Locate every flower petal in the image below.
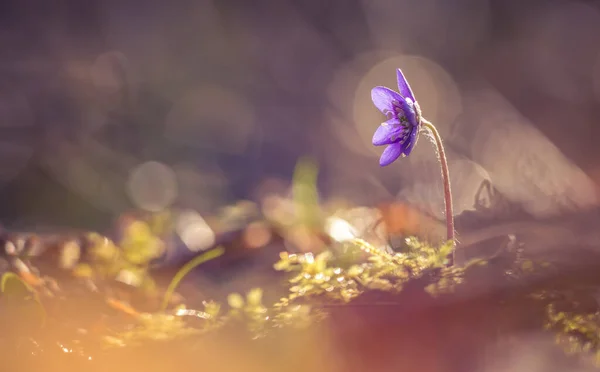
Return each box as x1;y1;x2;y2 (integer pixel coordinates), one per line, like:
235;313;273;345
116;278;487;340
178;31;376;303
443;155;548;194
379;143;404;166
372;120;403;146
396;68;416;101
402;126;420;156
371;87;404;115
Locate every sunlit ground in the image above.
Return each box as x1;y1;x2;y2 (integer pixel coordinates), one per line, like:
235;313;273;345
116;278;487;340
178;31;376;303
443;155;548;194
2;173;600;371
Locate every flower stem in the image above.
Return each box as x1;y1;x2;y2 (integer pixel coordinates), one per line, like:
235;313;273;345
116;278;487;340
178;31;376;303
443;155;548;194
421;119;455;264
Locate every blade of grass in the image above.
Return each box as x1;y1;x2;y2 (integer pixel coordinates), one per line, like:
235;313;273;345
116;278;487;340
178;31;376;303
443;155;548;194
161;246;225;311
292;156;321;229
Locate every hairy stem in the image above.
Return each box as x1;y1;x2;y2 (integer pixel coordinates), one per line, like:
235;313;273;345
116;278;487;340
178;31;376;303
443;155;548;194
421;119;455;264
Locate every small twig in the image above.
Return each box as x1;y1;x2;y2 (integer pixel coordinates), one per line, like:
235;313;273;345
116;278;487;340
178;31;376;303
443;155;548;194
313;302;402;308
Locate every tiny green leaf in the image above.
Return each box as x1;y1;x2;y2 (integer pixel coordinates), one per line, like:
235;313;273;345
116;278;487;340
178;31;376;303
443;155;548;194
1;272;35;297
246;288;263;307
227;293;245;309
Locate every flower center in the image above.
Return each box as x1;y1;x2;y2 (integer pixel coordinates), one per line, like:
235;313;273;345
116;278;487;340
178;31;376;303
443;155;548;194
389;126;410;143
393;106;409;125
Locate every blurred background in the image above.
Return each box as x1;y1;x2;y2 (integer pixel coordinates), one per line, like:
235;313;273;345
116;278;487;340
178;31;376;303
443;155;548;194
0;0;599;232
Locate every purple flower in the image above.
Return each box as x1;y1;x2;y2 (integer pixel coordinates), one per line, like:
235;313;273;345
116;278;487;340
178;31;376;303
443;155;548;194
371;68;423;166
